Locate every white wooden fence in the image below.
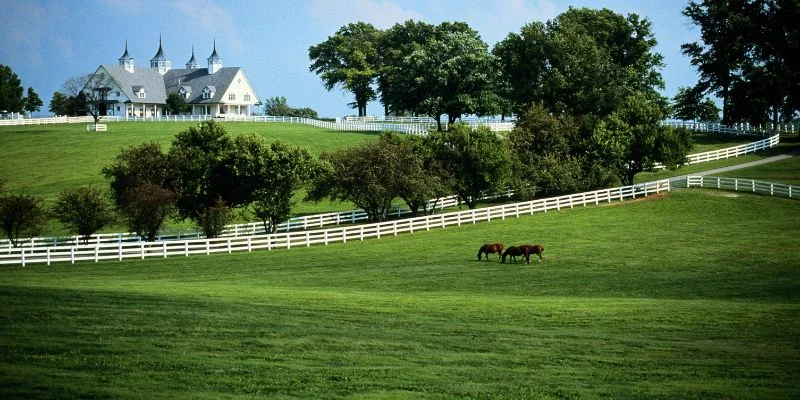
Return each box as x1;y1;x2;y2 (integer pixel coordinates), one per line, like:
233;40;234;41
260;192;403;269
0;180;671;266
662;121;795;135
652;134;780;170
683;176;798;198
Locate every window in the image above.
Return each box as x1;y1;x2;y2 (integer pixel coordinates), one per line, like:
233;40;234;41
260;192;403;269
244;94;251;102
137;89;146;99
228;93;236;101
203;91;211;99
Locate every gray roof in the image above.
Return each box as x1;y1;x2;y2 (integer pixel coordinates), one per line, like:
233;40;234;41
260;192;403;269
101;65;168;104
164;67;247;104
151;41;167;62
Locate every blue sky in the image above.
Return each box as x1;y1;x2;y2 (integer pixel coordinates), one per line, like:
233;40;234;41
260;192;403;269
0;0;701;118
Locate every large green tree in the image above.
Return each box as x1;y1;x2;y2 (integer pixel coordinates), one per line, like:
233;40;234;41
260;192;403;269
309;22;381;117
307;133;408;222
168;120;234;234
682;0;755;124
0;64;25;114
378;21;495;130
53;186;116;243
49;92;70;116
672;86;721;122
23;87;42;115
165;92;189;115
425;124;512;209
0;194;49;247
102;142;176;241
495;8;665;118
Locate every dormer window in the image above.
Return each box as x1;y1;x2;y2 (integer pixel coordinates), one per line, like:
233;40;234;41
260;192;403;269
202;85;215;100
133;86;146;99
178;86;191;100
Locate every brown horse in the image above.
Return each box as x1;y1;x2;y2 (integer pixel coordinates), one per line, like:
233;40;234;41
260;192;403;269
519;244;544;263
501;246;528;264
477;243;504;261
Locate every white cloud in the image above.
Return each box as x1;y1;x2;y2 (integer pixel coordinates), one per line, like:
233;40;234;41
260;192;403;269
309;0;423;30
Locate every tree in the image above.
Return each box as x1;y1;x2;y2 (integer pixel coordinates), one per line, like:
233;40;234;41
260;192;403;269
196;196;233;239
309;22;381;117
246;140;319;233
102;142;176;241
263;96;293;116
58;74;91;116
375;133;451;216
378;21;495;130
263;97;318;118
682;0;754;124
307;134;408;222
672;86;721;122
83;71;113;123
49;91;70;116
0;64;25;113
507;103;590;197
0;194;49;247
118;182;176;242
23;87;42;115
594;93;693;185
168;120;235;237
165;92;189;115
425;124;512;209
496;8;665;119
53;186;115;244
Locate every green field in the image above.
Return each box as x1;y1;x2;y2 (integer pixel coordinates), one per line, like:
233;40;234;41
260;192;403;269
1;187;799;399
0;122;379;202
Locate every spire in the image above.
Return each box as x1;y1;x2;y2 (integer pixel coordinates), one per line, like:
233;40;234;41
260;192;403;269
186;46;199;69
207;39;222;74
150;35;171;75
119;40;134;73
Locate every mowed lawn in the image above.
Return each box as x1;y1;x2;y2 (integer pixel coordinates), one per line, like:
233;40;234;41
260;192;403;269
1;189;798;399
0;122;379;202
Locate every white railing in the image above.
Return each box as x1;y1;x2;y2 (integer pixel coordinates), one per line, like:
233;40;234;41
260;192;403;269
652;134;780;170
662;121;795;135
0;180;671;266
683;176;798;198
0;190;497;250
0;116;95;126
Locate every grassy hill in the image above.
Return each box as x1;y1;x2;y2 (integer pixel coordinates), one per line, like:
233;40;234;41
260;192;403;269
0;122;380;202
1;188;798;399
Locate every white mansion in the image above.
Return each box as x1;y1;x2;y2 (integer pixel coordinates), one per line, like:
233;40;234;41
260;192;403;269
84;39;261;118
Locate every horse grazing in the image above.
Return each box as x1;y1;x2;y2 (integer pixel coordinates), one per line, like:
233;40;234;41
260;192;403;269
519;244;544;263
477;243;505;261
501;246;529;264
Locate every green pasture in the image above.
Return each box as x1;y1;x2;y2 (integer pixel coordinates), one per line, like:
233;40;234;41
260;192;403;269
0;122;379;202
1;188;799;399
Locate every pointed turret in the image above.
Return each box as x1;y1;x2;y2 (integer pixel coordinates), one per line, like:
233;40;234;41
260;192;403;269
150;35;171;75
207;39;222;74
119;40;134;73
185;46;199;69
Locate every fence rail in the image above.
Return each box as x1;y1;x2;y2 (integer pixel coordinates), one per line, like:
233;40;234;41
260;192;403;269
682;176;798;198
652;134;780;170
662;121;795;135
0;180;671;266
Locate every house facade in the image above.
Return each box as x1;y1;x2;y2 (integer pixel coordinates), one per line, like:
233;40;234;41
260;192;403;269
84;40;261;118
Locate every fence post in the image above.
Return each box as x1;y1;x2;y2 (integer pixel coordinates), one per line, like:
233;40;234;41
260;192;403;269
119;242;123;261
46;248;51;266
21;249;25;267
71;247;75;264
163;241;168;258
